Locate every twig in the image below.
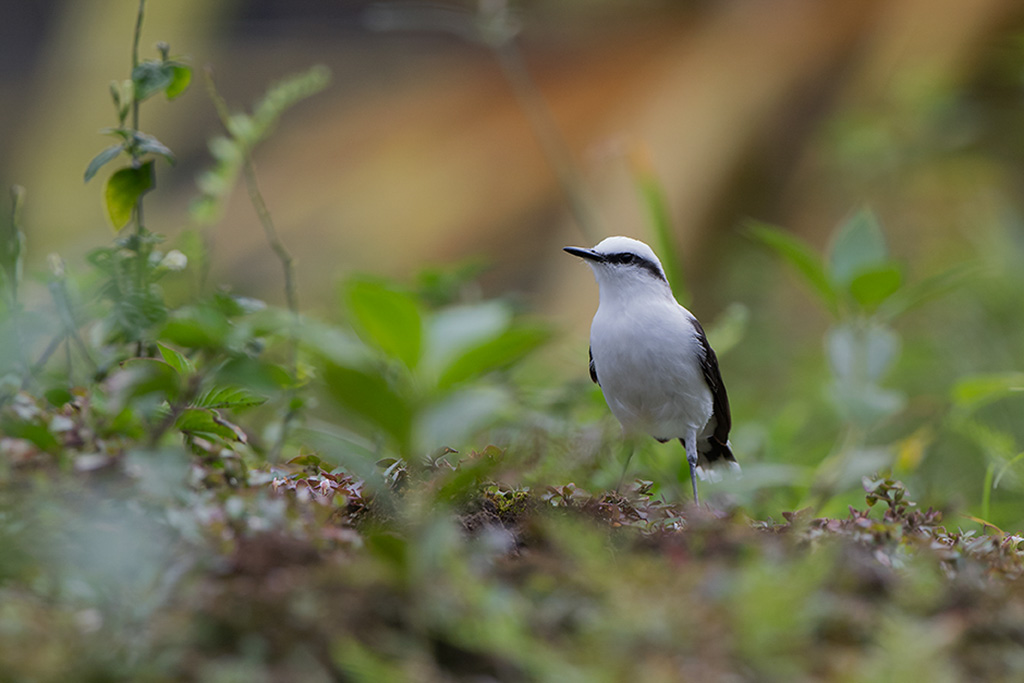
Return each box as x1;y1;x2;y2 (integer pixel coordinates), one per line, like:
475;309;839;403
204;69;301;459
3;185;25;310
48;273;97;375
131;0;150;357
493;41;600;242
365;1;601;241
131;0;145;137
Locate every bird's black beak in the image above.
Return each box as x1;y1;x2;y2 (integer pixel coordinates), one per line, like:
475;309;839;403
563;246;605;263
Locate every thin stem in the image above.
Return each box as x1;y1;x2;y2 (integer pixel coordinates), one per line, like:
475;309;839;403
493;42;599;242
366;3;600;241
130;0;149;318
148;374;201;448
131;0;145;134
24;334;64;387
48;278;97;373
5;185;25;309
204;69;301;459
239;160;300;460
981;462;994;523
241;165;300;321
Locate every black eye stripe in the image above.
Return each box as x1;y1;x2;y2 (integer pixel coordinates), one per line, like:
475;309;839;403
603;251;666;281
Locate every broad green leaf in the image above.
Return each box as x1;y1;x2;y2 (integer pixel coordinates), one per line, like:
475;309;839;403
134;133;175;163
1;420;60;452
437;326;549;390
344;279;423;369
120;358;182;403
215;357;294;393
104;162;154;229
132;60;173;101
632;157;688;305
424;301;511;373
287;453;323;467
826;321;900;382
294;317;373;368
160;304;232;350
848;263;903;310
746;221;838;315
192;386;268;410
828;208;888;289
323;362;413;453
829;381;906;426
414;386;508;452
165;64;192;99
84;144;124;182
157;342;195;376
44;386;74;407
704;302;749;358
175;408;247;442
877;262;976;321
951;373;1024;412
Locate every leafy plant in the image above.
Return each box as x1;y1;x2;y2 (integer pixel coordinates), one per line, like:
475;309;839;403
83;2;193;348
748;209;969;508
317;277;550;460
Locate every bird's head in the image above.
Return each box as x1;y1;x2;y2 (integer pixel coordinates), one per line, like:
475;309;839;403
564;236;670;300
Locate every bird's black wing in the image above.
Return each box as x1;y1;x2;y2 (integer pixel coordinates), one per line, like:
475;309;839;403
589;345;599;385
689;318;733;455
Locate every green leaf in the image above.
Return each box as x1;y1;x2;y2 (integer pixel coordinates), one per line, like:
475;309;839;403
192;386;268;410
632;158;689;305
159;304;231;350
951;373;1024;412
287;453;323;467
746;221;838;315
848;263;903;310
322;362;413;453
1;421;60;452
104;162;154;229
132;60;174;102
704;302;749;357
826;321;900;382
424;301;511;373
437;326;549;390
828;208;888;289
344;279;423;369
829;381;906;427
119;358;182;404
414;386;508;452
44;387;74;407
165;64;192;99
175;408;247;442
157;342;195;376
877;262;976;321
84;144;125;182
134;133;175;164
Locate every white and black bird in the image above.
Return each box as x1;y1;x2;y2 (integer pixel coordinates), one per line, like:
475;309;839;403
564;236;737;504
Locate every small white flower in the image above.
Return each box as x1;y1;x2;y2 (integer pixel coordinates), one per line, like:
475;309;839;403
160;249;188;271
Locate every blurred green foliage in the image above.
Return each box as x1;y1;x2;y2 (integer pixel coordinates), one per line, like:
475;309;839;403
0;3;1023;681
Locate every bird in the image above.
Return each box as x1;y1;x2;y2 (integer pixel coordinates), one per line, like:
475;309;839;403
563;235;737;504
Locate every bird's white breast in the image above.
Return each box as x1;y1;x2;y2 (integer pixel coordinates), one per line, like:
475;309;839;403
590;297;713;440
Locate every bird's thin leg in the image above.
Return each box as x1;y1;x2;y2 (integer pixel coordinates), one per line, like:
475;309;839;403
616;441;636;492
681;435;700;506
688;461;700;506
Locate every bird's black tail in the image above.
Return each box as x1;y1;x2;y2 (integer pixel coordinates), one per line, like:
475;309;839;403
705;436;736;466
691;436;740;482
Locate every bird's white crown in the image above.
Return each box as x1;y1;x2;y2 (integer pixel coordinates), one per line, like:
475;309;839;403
592;236;662;265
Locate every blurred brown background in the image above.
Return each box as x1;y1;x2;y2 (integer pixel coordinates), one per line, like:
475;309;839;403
3;0;1024;329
